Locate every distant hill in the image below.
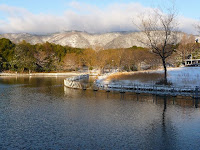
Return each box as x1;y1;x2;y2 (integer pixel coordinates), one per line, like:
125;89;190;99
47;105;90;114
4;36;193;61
0;31;194;49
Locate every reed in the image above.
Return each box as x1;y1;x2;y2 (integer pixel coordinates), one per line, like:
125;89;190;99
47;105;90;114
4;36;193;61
106;72;164;82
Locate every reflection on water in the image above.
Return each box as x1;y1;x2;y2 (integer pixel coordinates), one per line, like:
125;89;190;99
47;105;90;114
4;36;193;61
0;76;200;149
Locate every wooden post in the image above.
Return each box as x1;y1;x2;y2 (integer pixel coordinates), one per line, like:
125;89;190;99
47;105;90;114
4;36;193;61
82;83;87;90
136;93;139;101
195;86;199;98
93;84;98;91
133;84;136;92
155;85;157;95
94;90;97;97
120;85;125;93
106;84;110;92
195;86;199;108
172;87;176;97
120;93;125;100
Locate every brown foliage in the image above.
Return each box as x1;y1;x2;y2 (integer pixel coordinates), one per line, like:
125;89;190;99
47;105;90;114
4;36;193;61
62;53;79;71
106;72;164;82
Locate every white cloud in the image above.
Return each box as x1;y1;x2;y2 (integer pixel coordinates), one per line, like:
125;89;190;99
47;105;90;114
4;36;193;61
0;2;198;34
178;16;198;35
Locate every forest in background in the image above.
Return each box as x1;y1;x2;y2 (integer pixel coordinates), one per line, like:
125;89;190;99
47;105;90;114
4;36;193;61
0;34;199;73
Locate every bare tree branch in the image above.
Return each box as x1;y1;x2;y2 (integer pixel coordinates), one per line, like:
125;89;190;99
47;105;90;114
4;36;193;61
133;1;178;84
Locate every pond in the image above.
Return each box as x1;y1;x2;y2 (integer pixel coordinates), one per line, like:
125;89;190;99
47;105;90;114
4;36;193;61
0;76;200;149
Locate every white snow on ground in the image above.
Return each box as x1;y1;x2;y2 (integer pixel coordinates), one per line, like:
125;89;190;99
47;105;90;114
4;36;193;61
167;67;200;87
96;67;200;88
95;73;115;84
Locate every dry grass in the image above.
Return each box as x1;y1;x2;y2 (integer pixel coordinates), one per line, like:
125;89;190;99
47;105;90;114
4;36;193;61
106;72;164;82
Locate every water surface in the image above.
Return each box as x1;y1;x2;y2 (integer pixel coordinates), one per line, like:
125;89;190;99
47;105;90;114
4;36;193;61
0;76;200;149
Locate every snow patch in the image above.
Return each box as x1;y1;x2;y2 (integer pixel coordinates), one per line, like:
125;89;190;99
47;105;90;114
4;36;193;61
96;67;200;88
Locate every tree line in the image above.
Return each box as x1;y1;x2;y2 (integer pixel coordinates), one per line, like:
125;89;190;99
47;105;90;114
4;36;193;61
0;38;155;73
0;38;83;72
0;36;199;73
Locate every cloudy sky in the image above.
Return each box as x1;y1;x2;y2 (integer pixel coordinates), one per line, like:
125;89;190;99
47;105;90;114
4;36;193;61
0;0;199;34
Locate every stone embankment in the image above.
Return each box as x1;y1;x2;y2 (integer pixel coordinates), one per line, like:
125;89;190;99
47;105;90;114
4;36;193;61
64;74;200;98
94;82;200;97
64;74;89;89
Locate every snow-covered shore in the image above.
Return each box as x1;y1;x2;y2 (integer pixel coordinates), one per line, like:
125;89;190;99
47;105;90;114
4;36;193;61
96;67;200;88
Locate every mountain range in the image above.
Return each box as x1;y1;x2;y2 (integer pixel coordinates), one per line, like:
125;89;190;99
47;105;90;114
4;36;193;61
0;31;195;49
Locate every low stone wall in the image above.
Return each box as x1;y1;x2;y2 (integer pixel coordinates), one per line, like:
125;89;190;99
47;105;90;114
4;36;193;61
64;74;89;89
94;82;200;97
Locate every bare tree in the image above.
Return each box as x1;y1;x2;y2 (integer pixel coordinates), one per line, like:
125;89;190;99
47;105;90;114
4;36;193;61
177;34;196;62
82;48;97;70
134;2;178;84
62;53;79;71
